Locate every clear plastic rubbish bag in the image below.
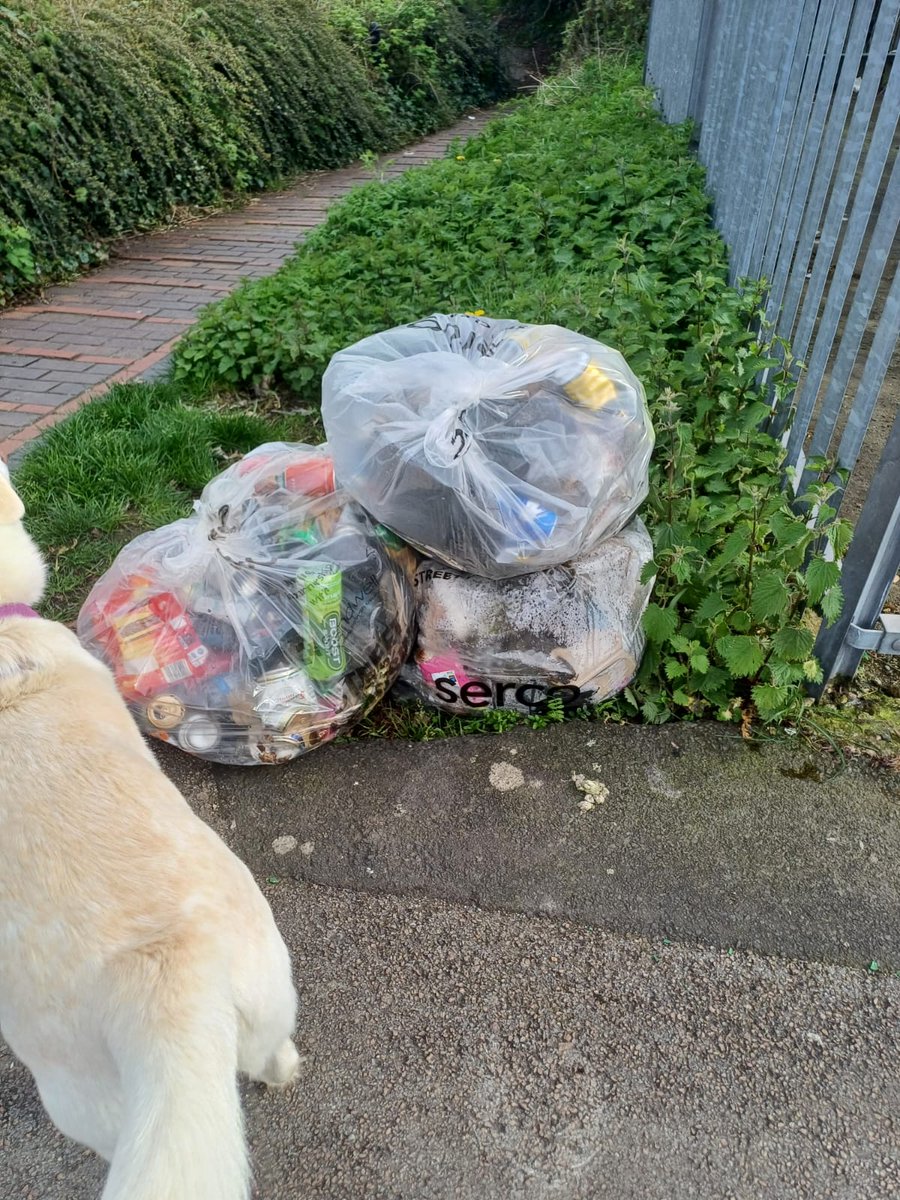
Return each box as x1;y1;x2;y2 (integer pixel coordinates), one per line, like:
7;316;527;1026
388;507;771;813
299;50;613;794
322;314;654;578
400;518;654;714
77;443;416;765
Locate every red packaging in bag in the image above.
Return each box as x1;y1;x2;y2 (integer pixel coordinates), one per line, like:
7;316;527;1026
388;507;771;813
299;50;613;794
98;582;226;698
237;447;336;498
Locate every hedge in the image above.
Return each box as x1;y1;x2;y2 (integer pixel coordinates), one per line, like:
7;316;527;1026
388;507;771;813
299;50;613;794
0;0;505;305
486;0;649;58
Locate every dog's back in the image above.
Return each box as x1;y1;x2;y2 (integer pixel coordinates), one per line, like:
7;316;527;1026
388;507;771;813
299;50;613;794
0;463;299;1200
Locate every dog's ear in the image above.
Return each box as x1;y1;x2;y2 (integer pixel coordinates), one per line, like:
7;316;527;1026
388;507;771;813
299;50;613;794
0;459;26;525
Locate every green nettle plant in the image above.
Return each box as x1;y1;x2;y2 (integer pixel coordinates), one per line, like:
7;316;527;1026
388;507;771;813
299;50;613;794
0;218;36;304
628;280;850;725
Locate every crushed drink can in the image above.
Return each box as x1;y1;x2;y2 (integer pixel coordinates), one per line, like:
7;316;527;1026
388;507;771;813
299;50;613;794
496;492;558;564
145;694;186;730
299;565;346;682
239;448;335;499
563;361;618;411
250;732;303;765
277;458;335;497
253;664;319;731
282;711;323;750
276;524;320;549
374;523;418;580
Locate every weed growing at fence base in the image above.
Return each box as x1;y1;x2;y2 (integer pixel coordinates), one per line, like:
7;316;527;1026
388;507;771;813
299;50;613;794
18;60;851;727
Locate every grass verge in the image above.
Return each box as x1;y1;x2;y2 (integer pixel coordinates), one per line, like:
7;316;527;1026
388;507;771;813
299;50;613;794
13;382;319;624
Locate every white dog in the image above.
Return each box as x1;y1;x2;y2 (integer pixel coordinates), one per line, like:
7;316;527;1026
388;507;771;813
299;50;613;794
0;458;300;1200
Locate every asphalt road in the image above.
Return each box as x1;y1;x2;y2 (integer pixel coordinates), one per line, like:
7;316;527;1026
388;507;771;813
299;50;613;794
2;884;898;1200
2;723;899;1198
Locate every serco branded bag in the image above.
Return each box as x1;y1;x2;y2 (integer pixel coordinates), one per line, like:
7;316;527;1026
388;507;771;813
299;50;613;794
402;518;654;714
77;444;415;765
322;314;654;579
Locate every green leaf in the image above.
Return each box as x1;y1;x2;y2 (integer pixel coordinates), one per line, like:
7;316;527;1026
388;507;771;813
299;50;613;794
782;543;808;571
751;684;792;722
699;666;731;703
690;652;710;673
768;659;805;687
828;519;853;559
805;558;841;604
643;603;678;644
709;527;749;573
665;658;687;680
729;610;751;632
716;635;766;678
769;509;807;547
771;626;814;662
694;592;727;623
672;556;695;585
750;571;790;621
821;583;844;625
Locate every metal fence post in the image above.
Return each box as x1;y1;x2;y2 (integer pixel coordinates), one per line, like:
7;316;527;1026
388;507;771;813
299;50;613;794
686;0;719;128
646;0;900;687
812;406;900;687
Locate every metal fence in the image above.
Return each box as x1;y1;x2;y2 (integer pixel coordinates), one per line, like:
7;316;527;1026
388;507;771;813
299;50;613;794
645;0;900;686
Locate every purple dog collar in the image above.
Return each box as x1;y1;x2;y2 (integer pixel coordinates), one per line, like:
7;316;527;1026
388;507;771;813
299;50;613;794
0;603;41;621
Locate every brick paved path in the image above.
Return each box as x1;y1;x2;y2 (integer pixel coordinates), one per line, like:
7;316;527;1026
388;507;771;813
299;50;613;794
0;111;495;461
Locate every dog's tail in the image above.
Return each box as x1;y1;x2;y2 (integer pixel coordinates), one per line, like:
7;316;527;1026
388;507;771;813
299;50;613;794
101;932;250;1200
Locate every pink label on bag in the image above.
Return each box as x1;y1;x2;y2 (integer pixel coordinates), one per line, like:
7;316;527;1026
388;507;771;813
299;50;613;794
419;655;470;690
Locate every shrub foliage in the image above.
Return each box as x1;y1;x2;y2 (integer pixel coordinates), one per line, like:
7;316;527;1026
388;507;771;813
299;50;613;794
0;0;504;305
486;0;649;57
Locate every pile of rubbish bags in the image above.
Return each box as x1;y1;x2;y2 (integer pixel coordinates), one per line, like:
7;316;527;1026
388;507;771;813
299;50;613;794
79;315;655;764
324;314;655;718
322;314;653;577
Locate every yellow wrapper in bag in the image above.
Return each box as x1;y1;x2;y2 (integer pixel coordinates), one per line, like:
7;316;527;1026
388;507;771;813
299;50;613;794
563;361;618;410
322;314;654;579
